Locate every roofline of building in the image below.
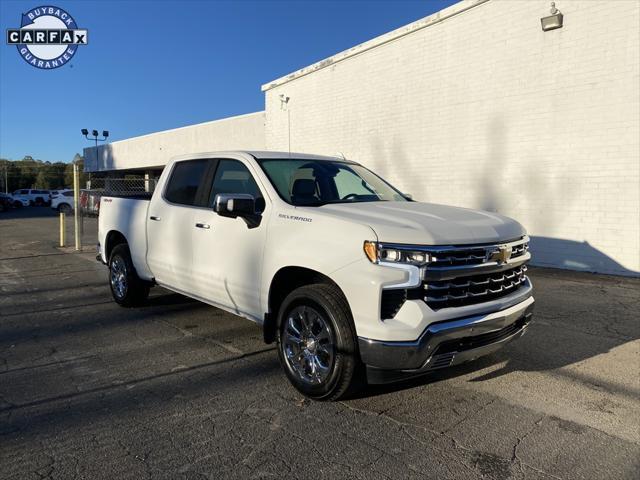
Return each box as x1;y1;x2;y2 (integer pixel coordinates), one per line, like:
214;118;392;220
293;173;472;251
261;0;489;92
83;111;265;154
169;150;349;162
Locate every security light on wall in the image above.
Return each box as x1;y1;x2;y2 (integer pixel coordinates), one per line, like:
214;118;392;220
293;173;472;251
541;2;563;31
279;94;290;110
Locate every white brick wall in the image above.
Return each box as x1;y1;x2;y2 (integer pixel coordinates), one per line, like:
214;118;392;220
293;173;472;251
264;0;640;276
85;112;265;172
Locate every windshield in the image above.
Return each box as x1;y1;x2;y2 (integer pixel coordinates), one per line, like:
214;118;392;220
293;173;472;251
258;159;408;206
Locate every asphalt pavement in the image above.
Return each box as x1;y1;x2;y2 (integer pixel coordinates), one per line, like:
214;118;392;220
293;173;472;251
1;207;638;479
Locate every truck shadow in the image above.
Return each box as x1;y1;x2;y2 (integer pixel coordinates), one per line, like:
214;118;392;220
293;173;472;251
0;206;59;220
1;265;638;438
0;292;208;347
352;266;640;400
102;265;638;403
529;236;638;277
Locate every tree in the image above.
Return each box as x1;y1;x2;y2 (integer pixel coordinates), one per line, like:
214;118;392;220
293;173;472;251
34;170;50;189
0;159;9;193
0;156;75;191
64;157;87;188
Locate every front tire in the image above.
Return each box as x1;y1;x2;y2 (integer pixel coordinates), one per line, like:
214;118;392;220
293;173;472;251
109;243;150;307
276;283;362;401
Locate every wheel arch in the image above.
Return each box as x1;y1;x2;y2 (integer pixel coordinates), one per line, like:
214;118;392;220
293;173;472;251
264;266;351;344
105;230;128;261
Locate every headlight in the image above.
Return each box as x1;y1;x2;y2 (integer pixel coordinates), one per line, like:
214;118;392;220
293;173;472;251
363;241;433;265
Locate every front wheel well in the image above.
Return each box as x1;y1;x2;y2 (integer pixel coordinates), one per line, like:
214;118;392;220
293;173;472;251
264;266;349;344
105;230;128;260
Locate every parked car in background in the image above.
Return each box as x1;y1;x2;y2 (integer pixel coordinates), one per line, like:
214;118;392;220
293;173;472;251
0;193;28;208
49;190;69;202
12;189;51;206
51;190;74;213
0;193;12;212
12;195;29;207
51;190;101;215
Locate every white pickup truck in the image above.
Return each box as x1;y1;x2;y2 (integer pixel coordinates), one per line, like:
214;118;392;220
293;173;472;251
98;151;534;400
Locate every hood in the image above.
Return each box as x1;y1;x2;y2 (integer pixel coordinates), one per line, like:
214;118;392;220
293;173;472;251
312;201;526;245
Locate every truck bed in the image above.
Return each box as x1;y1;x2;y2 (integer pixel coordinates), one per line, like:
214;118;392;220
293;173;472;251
98;196;153;280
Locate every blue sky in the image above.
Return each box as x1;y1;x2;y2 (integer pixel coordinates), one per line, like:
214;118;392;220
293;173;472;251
0;0;456;162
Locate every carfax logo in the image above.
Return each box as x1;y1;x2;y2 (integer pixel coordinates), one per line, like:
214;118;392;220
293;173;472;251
6;5;88;69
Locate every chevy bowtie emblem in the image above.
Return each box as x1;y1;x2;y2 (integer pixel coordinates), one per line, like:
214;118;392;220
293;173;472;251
488;245;512;264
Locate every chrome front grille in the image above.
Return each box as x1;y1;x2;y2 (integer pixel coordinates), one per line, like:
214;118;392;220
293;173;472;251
378;236;531;318
422;236;531;310
424;265;528;309
428;248;487;267
426;237;529;269
510;241;528;259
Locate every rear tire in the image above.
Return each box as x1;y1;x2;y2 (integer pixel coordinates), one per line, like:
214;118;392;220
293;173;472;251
276;283;363;401
108;243;150;307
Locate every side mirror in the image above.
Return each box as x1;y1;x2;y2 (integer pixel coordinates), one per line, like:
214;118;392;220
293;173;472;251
404;193;413;201
214;193;261;228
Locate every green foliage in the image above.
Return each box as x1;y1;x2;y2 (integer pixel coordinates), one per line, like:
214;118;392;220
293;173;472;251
0;155;87;193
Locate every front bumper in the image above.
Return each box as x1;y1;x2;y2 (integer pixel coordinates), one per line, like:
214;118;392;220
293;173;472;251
359;297;534;384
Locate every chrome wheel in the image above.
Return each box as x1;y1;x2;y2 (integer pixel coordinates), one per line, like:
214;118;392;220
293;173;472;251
110;256;127;300
283;306;335;385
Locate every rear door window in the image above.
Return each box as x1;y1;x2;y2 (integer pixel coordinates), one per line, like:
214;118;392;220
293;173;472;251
164;159;210;206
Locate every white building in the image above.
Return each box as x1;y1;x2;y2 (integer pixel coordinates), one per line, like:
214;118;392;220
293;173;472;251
84;0;640;276
84;111;265;173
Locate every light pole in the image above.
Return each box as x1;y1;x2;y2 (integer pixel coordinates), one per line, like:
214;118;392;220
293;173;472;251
81;129;109;170
78;129;109;250
81;128;109;149
2;162;7;194
72;153;83;251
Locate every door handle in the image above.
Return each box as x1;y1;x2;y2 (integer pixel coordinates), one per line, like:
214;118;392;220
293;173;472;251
195;223;210;229
149;216;161;221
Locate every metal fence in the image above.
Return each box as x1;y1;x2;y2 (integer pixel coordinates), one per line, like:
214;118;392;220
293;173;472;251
87;177;158;197
58;176;159;251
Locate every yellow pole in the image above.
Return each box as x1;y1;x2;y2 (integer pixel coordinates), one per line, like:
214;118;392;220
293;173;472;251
73;162;81;251
59;212;65;247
